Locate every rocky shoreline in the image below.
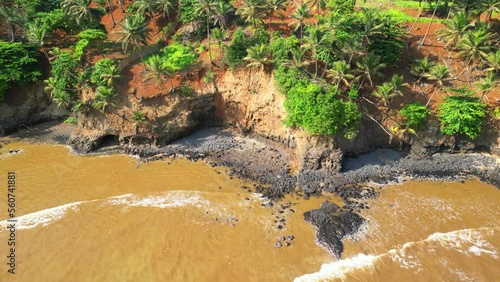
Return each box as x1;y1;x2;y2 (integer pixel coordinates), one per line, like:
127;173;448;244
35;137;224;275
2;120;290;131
2;121;500;259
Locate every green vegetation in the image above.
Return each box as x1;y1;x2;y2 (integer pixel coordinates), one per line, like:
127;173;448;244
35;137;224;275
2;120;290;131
0;0;498;144
399;102;429;129
0;43;41;100
438;87;488;139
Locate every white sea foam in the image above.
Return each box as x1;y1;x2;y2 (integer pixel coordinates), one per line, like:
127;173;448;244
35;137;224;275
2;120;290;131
295;227;498;281
103;191;210;209
0;201;84;231
294;254;379;282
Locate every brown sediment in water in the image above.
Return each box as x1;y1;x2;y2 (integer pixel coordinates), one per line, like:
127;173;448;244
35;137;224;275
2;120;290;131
0;143;332;282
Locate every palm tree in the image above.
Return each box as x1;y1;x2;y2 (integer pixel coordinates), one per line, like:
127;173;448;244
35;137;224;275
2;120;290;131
479;0;500;21
212;0;234;30
475;72;498;101
360;8;384;45
135;0;160;33
389;75;408;97
153;0;176;20
114;14;153;53
144;54;169;89
290;4;311;41
100;64;122;88
424;64;452;87
26;23;49;60
410;57;435;81
455;27;494;66
0;0;17;42
308;0;327;16
423;63;452;106
436;11;473;48
484;49;500;73
244;43;273;70
211;27;228;50
62;0;101;26
327;60;354;88
194;0;217;66
302;25;327;77
236;0;266;28
92;86;116;111
355;53;386;88
284;47;311;72
372;82;396;107
267;0;287;23
340;36;363;65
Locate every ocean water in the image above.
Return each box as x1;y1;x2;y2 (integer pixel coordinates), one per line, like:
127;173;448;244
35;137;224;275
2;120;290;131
0;143;498;281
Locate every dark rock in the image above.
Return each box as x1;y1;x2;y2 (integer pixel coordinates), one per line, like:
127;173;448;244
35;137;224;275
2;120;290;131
303;201;364;259
274;242;282;248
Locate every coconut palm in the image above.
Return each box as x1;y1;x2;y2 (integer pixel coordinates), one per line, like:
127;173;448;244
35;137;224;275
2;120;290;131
484;49;500;73
302;25;327;77
355;53;386;88
100;64;122;88
92;86;116;111
135;0;160;33
236;0;266;28
26;23;49;59
436;11;473;48
194;0;217;67
266;0;287;23
389;74;408;97
144;54;169;89
423;63;453;106
340;36;364;65
424;64;452;87
475;72;498;101
114;14;153;53
455;26;495;66
0;0;17;42
211;27;228;49
360;8;384;45
284;47;311;72
479;0;500;21
62;0;101;26
308;0;327;15
290;4;311;41
153;0;176;20
244;43;273;70
372;82;396;107
327;60;354;88
410;57;435;81
212;0;234;30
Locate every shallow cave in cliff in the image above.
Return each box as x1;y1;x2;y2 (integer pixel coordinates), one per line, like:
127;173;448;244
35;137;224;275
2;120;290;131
99;135;120;148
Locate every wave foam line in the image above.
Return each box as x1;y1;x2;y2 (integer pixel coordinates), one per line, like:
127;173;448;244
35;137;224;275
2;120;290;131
103;191;210;209
295;227;499;281
0;201;85;231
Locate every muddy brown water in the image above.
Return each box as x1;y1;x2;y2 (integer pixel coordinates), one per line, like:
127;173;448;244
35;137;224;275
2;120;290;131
0;143;499;282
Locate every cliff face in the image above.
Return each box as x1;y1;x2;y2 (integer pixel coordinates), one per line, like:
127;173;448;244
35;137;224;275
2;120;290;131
0;82;70;136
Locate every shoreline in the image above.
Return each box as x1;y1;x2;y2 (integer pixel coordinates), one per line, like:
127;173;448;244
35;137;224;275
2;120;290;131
2;121;499;259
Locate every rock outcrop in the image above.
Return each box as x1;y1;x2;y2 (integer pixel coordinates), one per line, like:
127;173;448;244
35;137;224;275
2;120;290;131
0;82;69;136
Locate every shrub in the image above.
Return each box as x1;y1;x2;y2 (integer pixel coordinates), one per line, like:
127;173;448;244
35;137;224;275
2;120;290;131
284;81;360;137
161;43;198;73
64;116;78;124
180;84;195;97
224;29;252;67
274;66;307;94
91;59;116;87
438;88;488;139
270;35;299;66
399;102;428;129
0;42;42;100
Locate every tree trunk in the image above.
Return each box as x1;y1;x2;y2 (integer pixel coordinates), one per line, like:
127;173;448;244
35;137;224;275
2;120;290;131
107;0;116;28
207;16;213;70
420;0;440;46
408;0;427;34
